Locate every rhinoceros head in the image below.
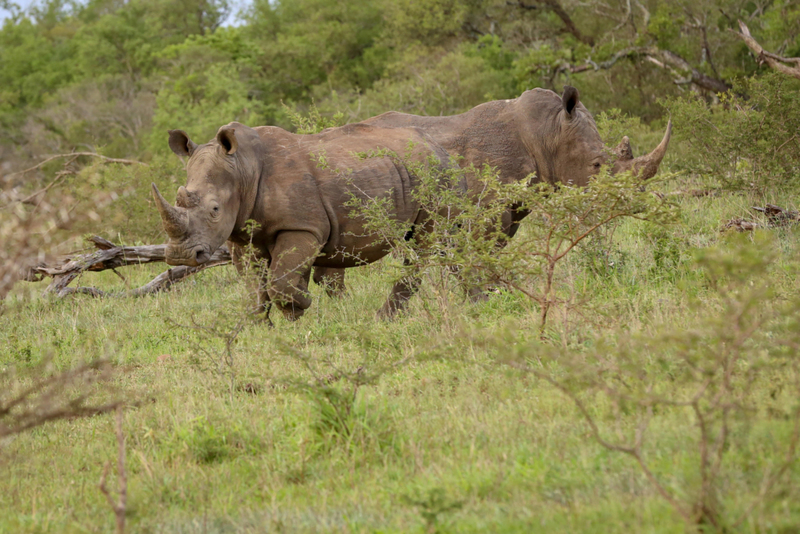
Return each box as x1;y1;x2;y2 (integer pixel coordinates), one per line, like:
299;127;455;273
153;124;257;266
540;86;607;187
519;87;671;186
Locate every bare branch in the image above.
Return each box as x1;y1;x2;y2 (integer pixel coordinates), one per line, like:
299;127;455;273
7;152;148;179
566;46;730;93
731;20;800;80
542;0;595;46
510;0;594;45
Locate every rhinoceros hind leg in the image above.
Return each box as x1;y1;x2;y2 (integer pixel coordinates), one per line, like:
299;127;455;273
377;260;420;320
312;267;347;298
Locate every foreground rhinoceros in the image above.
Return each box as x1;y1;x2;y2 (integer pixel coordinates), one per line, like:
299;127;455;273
152;121;462;322
314;86;672;295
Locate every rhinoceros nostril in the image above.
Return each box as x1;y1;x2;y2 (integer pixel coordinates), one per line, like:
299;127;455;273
194;248;210;264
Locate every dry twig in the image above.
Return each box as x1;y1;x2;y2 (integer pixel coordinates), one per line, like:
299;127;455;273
98;406;127;534
0;359;121;439
7;152;148;180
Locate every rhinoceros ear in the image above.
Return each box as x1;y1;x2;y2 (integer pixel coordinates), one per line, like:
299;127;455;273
168;130;198;158
562;85;580;119
216;128;238;155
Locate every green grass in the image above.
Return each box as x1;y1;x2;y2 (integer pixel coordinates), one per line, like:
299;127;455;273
2;181;800;533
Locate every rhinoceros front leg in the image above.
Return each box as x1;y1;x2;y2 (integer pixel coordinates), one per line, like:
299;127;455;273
268;231;321;321
312;266;347;297
377;259;421;320
228;240;275;324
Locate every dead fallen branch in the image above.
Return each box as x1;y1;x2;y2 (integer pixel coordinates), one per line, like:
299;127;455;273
24;236;231;297
722;204;800;233
731;20;800;80
723;218;759;232
752;204;800;226
60;261;230;298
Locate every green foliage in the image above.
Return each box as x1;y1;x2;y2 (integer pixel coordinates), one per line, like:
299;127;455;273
357;44;517;118
163;415;266;464
245;0;389;100
595;109;644;146
383;0;472;46
666;73;800;193
514;43;573;91
283;101;345;134
0;16;76;130
150;61;269;154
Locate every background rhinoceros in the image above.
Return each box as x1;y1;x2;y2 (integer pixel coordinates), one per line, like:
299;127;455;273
153;121;463;322
314;86;671;295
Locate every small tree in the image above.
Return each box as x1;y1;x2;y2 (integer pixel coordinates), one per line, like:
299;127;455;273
496;234;800;530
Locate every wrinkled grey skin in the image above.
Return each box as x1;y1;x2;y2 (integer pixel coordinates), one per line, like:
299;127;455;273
314;86;672;295
153;121;462;322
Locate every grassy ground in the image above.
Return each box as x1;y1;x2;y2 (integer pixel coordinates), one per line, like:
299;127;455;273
2;179;800;533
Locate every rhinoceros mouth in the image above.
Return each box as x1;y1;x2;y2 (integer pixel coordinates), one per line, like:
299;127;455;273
165;243;212;267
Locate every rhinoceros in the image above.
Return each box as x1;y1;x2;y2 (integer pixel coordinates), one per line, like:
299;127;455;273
152;121;462;322
313;86;672;295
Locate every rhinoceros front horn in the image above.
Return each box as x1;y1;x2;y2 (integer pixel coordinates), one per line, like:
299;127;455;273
616;120;672;180
151;183;188;238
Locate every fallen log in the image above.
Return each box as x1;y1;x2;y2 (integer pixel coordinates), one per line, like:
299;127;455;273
752;204;800;226
24;236;231;297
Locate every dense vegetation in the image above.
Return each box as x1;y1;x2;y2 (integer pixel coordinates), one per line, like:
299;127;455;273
2;0;798;173
2;0;800;532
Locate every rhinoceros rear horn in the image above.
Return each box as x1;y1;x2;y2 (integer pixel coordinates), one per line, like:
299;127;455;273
613;120;672;180
151;183;188;238
562;85;580;118
612;136;633;161
168;130;198;158
216;127;238;155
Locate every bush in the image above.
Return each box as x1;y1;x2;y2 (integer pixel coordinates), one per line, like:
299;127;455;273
666;72;800;194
